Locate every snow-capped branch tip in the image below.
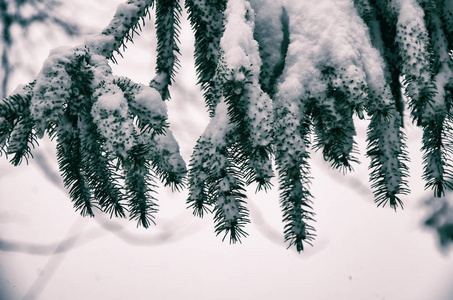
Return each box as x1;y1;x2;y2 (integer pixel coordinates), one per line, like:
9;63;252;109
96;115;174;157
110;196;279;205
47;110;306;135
85;0;154;60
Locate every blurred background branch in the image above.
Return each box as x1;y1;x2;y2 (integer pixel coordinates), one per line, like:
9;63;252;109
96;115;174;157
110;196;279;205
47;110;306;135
0;0;80;98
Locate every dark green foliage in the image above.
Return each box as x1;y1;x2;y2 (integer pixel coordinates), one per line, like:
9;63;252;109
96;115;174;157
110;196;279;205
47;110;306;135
1;0;453;253
222;67;273;189
56;119;96;217
355;0;453;204
210;148;250;243
187;126;251;243
274;108;315;252
0;84;37;165
123;144;158;228
421;114;453;197
185;0;228;115
0;0;186;227
366;109;410;209
309;82;359;173
151;0;182;100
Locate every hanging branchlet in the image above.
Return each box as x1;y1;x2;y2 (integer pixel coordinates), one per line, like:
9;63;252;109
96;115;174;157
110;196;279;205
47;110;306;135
273;98;315;252
363;69;410;209
219;0;274;189
279;1;377;174
187;100;250;243
355;0;452;199
393;0;435;123
150;0;182;100
56;118;96;217
221;67;274;189
185;0;228;114
417;0;453;197
309;66;364;173
366;108;410;209
187;136;214;218
420;113;453;197
123;144;159;228
207;138;250;243
150;131;187;191
186;99;233;217
393;0;452;197
0;84;37;165
356;0;406;121
352;1;411;209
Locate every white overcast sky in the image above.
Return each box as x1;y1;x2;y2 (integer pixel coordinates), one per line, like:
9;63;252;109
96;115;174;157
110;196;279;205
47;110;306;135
1;1;453;299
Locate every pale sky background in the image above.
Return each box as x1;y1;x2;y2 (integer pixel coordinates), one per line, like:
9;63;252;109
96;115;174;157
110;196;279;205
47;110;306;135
1;1;453;299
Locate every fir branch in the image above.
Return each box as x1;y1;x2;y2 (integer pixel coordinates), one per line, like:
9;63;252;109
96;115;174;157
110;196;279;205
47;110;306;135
0;84;34;156
421;112;453;197
56;116;96;217
79;115;126;218
209;147;250;244
219;0;275;189
278;164;315;252
85;0;154;59
403;0;453;197
54;55;98;217
366;109;410;209
7;116;37;166
187;100;234;217
187;98;251;242
393;0;434;123
187;136;212;217
185;0;227;114
188;130;250;243
123;144;159;228
273;99;315;252
222;68;273;189
309;92;359;173
149;130;187;191
151;0;182;100
309;67;362;172
357;0;405;121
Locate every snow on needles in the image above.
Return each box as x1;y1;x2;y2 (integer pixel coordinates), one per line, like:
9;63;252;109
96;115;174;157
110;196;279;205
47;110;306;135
221;0;273;165
31;46;76;137
85;0;152;58
221;0;261;77
91;84;135;157
279;0;389;106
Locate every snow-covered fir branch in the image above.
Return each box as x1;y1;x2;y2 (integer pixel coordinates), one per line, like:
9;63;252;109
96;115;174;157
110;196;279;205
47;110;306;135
1;0;452;252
